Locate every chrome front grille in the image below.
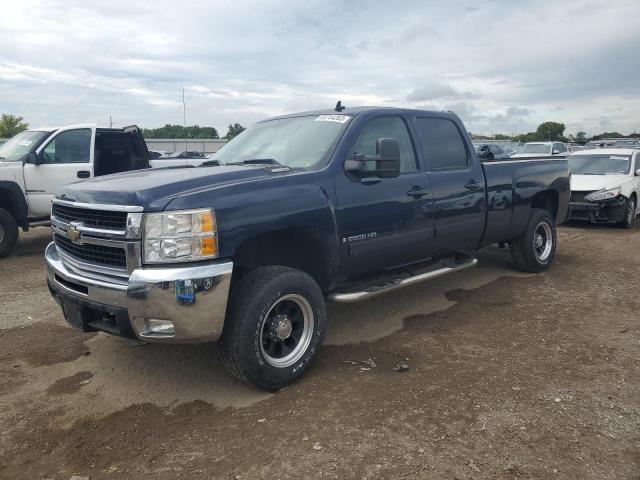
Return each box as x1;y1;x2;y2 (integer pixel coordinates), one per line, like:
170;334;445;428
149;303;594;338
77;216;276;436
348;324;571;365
54;233;126;268
51;199;143;281
52;204;128;230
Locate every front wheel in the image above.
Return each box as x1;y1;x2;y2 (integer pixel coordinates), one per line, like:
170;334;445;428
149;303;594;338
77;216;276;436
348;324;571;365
619;196;636;229
0;208;19;258
219;266;326;391
509;208;557;273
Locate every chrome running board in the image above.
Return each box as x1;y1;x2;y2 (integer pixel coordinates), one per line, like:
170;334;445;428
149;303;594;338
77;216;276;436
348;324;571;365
328;253;478;303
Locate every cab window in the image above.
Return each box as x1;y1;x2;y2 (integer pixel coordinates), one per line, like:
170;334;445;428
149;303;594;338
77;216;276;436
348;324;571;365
349;117;417;172
41;129;91;164
416;117;469;170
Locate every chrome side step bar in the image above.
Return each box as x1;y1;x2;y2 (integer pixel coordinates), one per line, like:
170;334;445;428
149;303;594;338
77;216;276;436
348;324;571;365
328;255;478;303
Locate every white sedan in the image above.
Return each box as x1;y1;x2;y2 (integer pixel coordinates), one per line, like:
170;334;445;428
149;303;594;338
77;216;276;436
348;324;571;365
567;148;640;228
511;141;569;158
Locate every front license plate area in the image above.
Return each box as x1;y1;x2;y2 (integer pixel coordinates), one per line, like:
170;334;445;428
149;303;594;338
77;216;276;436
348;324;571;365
62;300;86;331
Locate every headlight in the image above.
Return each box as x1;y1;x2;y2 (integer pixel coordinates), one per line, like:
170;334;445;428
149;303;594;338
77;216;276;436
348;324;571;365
584;187;621;202
143;209;217;263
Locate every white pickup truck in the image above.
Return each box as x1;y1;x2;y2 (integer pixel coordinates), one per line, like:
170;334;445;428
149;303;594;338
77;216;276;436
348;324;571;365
0;124;150;257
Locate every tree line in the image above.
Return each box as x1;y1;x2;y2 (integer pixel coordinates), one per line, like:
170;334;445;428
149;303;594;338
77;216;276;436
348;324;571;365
0;114;246;141
2;113;637;144
471;121;639;143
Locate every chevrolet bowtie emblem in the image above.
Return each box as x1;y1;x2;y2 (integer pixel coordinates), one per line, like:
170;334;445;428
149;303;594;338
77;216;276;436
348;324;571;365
67;225;81;244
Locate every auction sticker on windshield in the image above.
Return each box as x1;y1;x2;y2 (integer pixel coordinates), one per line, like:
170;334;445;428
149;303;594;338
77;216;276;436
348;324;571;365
315;114;351;123
610;156;629;160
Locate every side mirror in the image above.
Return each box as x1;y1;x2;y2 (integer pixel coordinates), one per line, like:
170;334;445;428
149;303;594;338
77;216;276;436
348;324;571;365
552;149;560;155
635;168;640;176
24;152;39;165
345;138;401;180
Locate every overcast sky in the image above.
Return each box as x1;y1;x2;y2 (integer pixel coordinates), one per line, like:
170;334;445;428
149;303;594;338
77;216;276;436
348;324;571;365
1;0;638;136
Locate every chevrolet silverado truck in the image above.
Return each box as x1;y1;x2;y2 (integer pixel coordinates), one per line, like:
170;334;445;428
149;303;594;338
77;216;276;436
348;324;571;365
45;106;570;390
0;124;149;257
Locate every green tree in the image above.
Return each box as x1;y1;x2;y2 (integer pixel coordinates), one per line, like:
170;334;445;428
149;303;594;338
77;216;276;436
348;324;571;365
591;132;623;140
225;123;246;140
0;114;28;138
494;133;511;140
575;131;588;142
535;122;566;141
142;124;219;139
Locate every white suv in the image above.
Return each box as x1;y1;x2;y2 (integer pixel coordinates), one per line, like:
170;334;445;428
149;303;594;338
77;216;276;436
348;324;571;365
0;124;149;257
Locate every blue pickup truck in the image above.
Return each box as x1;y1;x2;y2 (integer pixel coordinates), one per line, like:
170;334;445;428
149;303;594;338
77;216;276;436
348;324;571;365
45;106;570;390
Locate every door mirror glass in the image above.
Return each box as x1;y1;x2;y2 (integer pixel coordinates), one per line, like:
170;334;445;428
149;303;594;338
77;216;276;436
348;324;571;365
345;138;401;179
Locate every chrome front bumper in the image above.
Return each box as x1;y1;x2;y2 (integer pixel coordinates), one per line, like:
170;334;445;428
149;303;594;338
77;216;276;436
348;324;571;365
45;242;233;343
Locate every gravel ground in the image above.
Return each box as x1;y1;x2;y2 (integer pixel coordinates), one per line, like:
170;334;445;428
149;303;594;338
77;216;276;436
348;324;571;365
0;225;638;479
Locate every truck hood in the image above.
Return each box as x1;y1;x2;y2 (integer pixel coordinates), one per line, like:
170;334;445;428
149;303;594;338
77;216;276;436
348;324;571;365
56;165;273;211
570;174;629;192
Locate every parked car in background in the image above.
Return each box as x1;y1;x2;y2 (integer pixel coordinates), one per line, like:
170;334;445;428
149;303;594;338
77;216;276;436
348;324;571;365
45;106;569;390
0;124;149;257
567;148;640;228
613;140;640;149
474;143;510;160
149;150;208;168
148;150;167;159
511;142;569;158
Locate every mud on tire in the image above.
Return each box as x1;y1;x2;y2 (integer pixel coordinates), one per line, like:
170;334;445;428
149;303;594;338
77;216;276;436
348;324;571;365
219;266;326;391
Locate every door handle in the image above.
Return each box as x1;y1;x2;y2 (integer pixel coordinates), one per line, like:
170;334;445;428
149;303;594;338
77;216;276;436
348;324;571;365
77;170;90;179
464;179;481;191
407;186;430;198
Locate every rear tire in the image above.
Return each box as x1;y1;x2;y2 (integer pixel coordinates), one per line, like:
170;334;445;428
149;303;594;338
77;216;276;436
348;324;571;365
219;266;326;391
619;196;636;229
0;208;18;258
509;208;556;273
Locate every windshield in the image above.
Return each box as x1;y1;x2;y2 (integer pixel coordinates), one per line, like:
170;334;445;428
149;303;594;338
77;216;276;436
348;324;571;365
0;130;51;161
519;143;551;154
569;154;631;175
211;114;351;169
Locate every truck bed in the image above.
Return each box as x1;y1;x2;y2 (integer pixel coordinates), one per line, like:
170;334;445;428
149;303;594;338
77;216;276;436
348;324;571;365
480;157;571;245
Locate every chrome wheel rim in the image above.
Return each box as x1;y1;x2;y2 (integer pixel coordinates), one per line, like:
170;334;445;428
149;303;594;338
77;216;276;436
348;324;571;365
260;294;314;368
533;221;553;262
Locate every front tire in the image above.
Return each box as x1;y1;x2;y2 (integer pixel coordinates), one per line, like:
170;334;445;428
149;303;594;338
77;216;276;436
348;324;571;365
0;208;19;258
220;266;326;391
509;208;557;273
619;196;636;229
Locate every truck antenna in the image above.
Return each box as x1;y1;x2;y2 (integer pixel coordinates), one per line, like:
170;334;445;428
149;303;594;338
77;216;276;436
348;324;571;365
335;101;345;112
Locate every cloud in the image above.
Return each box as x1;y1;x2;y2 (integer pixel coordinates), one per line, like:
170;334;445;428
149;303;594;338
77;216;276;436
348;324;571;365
0;0;638;137
406;83;459;102
506;106;532;116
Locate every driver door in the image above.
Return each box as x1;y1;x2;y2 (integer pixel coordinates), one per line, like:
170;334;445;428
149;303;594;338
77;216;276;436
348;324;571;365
23;126;95;217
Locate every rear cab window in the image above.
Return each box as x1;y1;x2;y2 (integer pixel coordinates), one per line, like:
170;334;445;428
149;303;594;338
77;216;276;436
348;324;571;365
415;117;469;170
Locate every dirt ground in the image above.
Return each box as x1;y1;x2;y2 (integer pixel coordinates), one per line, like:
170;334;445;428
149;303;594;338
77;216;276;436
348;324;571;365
0;225;638;479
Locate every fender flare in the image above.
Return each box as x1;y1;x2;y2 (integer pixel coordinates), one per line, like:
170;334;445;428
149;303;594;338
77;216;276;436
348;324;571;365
0;181;29;227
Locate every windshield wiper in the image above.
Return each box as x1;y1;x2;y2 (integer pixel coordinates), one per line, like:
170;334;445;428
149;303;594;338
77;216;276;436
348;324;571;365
226;158;284;167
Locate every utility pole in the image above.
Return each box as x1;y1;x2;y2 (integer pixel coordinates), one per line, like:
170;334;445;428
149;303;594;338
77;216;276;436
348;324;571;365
109;115;113;128
183;88;187;153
